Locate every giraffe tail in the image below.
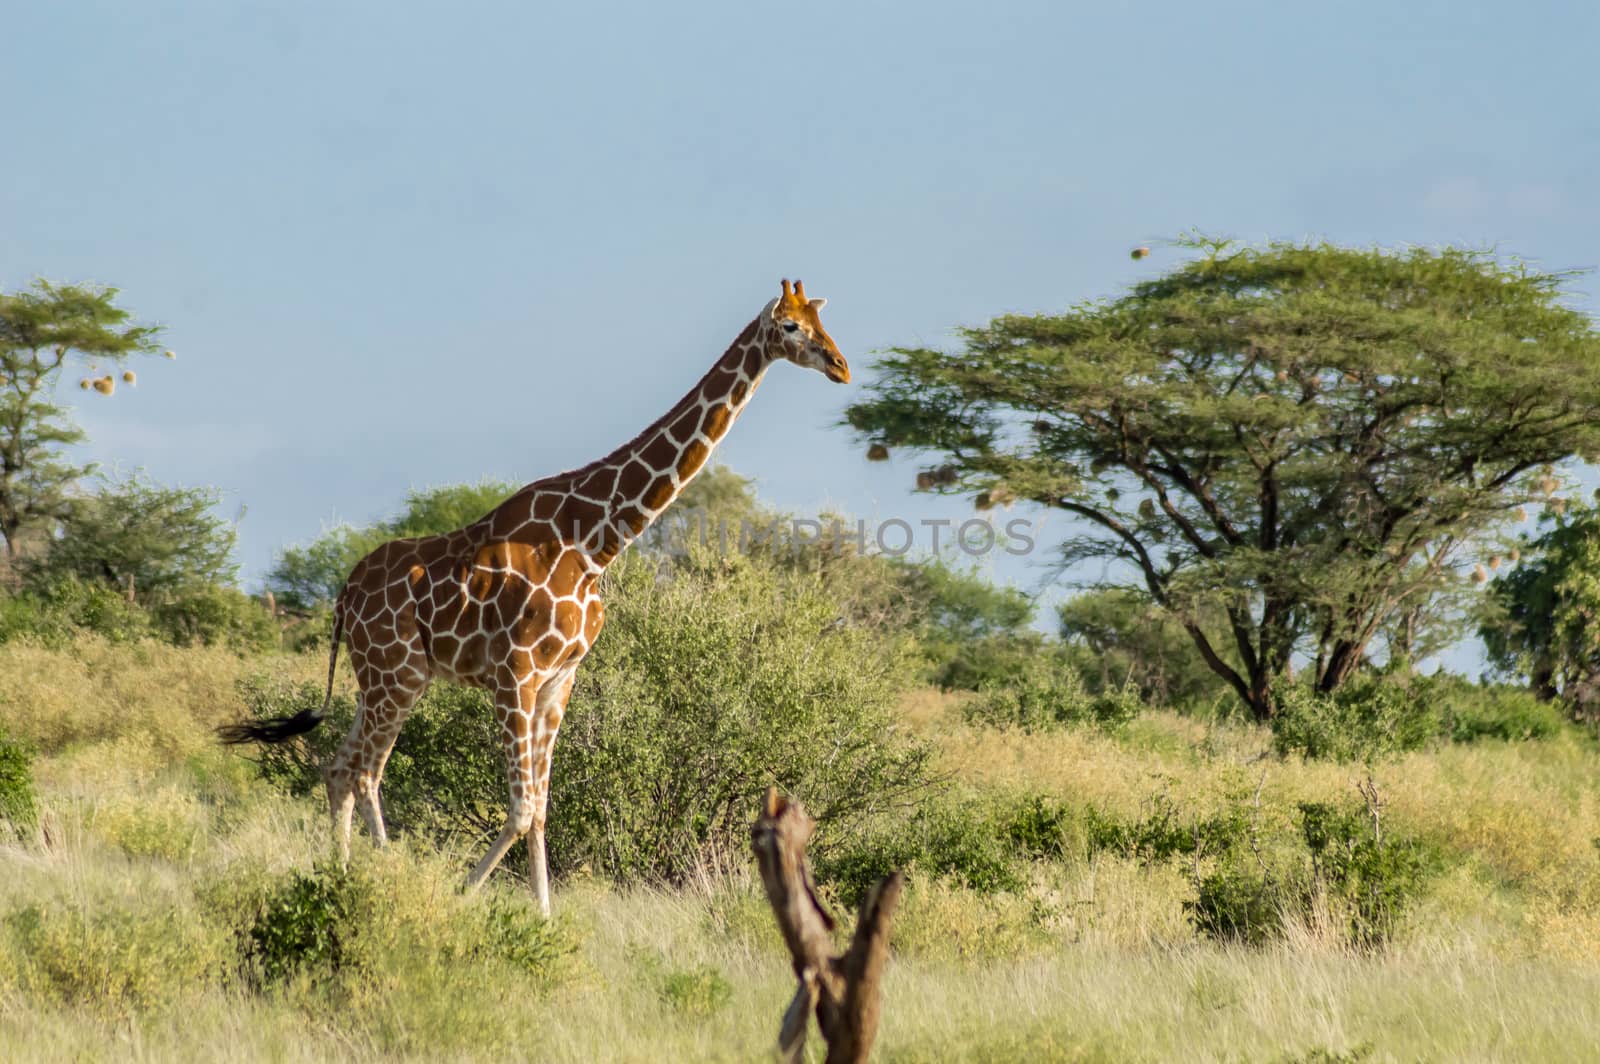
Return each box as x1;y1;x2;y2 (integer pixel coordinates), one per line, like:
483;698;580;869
217;604;345;746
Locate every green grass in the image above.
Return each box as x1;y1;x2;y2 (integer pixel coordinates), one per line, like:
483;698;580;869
2;636;1599;1061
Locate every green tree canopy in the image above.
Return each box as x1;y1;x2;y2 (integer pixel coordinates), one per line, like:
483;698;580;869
1481;502;1600;705
267;479;518;609
847;238;1600;720
0;281;164;561
28;472;238;599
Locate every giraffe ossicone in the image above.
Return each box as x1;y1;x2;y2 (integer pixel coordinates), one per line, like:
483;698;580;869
220;280;849;915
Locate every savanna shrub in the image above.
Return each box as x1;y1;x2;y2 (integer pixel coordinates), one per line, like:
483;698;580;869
234;860;576;996
1084;795;1248;865
243;864;362;986
0;729;38;836
965;656;1143;733
6;900;223;1016
1186;862;1282;946
147;583;279;650
0;577;150;646
1270;675;1440;762
1298;801;1433;950
1421;675;1566;743
237;547;931;884
815;794;1025;906
1002;793;1080;861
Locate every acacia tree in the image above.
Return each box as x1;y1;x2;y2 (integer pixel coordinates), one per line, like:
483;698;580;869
30;472;239;600
848;238;1600;720
1482;503;1600;704
0;281;164;560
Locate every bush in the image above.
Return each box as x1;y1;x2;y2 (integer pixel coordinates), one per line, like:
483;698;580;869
6;899;224;1017
965;656;1144;732
147;583;278;650
1084;795;1248;865
1187;862;1281;946
1298;800;1434;950
1270;675;1440;762
1422;675;1567;743
236;860;576;994
0;577;276;651
0;730;38;836
243;864;362;986
238;547;932;885
816;794;1026;906
0;577;151;646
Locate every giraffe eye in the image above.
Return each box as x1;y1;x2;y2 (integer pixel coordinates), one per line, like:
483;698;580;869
782;321;800;333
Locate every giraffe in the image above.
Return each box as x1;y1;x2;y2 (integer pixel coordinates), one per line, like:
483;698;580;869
220;280;848;915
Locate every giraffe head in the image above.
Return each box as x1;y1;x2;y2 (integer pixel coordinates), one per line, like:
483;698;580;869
769;279;849;383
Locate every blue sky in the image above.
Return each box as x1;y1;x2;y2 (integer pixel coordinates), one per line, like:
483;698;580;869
4;1;1598;660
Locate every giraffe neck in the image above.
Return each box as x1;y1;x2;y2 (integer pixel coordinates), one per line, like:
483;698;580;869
552;315;774;566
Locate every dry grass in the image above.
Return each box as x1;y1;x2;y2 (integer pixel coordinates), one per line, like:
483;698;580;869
2;638;1599;1060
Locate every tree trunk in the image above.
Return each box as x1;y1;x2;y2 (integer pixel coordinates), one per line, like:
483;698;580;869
751;788;902;1064
1318;639;1368;693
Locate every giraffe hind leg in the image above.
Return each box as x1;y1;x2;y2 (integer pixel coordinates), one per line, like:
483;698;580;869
325;658;427;859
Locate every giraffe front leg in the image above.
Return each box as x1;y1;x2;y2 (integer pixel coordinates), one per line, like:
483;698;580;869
464;678;541;893
525;666;577;917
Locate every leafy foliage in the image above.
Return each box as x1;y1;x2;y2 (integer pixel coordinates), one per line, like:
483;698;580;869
1298;800;1433;950
0;281;165;560
0;729;37;836
1188;862;1281;947
29;472;239;597
1482;502;1600;710
848;237;1600;719
816;794;1027;906
243;865;360;986
964;654;1142;732
1057;587;1232;708
1270;675;1441;762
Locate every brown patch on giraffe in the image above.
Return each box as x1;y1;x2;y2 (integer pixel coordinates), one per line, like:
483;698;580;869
383;580;409;612
466;564;493;601
574;465;618;500
555;496;605;539
701;364;738;398
639;433;679;471
546;548;588;597
531;492;562;521
534;633;566;665
742;344;765;375
667;405;701;443
701;402;732;440
613;505;647;536
523;586;555;629
730;378;750;406
553;599;582;639
641;473;675;513
583;601;605;642
616;460;651;500
678;439;710;481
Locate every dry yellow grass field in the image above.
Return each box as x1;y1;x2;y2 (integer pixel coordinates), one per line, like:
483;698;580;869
3;638;1599;1061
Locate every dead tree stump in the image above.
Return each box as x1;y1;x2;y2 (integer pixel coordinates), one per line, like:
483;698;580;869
750;787;903;1064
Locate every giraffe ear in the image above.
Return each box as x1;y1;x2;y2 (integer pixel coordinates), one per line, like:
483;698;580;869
808;297;827;311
